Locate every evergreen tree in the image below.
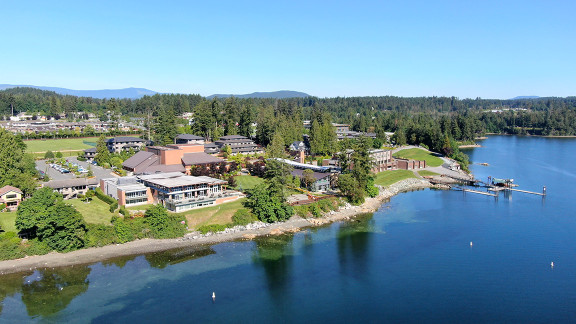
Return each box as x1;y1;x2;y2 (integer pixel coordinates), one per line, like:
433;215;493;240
94;134;110;166
267;132;286;158
154;106;178;146
0;129;37;195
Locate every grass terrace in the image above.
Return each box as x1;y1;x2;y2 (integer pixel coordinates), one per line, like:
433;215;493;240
24;137;101;154
374;170;417;187
393;148;444;167
0;212;17;232
234;175;264;191
67;198;115;225
418;170;439;177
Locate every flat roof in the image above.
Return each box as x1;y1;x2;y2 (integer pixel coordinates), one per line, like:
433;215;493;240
138;172;227;187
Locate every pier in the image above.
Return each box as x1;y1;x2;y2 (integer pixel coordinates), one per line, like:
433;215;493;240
508;188;546;196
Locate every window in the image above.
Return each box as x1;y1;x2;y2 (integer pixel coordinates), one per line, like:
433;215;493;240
5;194;17;199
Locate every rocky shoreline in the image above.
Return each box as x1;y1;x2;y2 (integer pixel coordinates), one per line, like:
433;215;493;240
0;178;434;275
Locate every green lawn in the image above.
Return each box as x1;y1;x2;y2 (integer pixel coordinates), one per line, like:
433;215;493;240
0;211;17;232
127;198;246;230
67;198;115;225
418;170;439;177
24;137;101;153
393;148;444;167
180;199;245;229
374;170;417;187
234;175;264;191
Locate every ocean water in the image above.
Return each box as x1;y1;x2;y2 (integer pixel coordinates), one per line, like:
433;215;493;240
1;135;576;323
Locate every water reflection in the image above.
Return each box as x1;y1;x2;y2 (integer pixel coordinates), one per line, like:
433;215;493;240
0;265;92;318
337;213;376;277
145;246;216;269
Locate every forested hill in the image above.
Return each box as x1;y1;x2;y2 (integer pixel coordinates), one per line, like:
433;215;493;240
0;84;157;99
207;90;310;99
1;87;576;138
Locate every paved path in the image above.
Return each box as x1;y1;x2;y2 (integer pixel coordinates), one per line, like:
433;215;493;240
36;157;116;182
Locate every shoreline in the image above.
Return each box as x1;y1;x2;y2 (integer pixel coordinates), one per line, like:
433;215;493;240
0;178;433;275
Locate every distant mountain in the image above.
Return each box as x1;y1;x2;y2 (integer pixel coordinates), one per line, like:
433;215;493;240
510;96;540;100
207;90;310;99
0;84;157;99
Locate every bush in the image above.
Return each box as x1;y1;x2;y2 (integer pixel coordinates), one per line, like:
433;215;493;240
119;206;129;217
197;224;231;234
310;205;322;218
109;202;118;213
232;209;257;226
144;204;187;239
294;205;310;218
55;151;63;158
95;188;116;205
44;151;55;159
112;216;134;243
86;224;118;247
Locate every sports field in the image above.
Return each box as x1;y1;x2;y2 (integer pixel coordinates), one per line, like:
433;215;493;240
24;137;101;153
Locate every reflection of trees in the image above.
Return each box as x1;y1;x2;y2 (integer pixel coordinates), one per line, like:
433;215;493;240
0;271;32;315
254;234;294;294
337;213;375;276
101;255;138;269
21;266;91;317
145;246;216;269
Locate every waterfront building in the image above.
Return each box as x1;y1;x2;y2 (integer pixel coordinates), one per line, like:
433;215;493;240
44;178;99;199
0;185;23;211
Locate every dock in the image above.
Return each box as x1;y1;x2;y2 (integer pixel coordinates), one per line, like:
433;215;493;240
462;188;498;197
508;188;546;196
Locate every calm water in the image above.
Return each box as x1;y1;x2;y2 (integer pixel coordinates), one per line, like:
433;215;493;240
1;135;576;323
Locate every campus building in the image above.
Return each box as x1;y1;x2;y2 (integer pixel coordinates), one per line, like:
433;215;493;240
0;186;23;211
44;178;99;199
101;172;241;212
214;135;263;155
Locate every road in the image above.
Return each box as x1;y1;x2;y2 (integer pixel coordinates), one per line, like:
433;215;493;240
36;157;116;182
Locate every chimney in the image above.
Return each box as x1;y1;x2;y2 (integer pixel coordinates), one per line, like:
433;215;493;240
299;150;305;164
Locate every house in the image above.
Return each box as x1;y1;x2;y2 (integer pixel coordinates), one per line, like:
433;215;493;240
289;141;309;152
0;186;23;211
106;137;147;153
100;177;153;207
136;172;240;212
175;134;205;145
84;147;96;161
122;143;225;175
44;178;99;199
204;143;220;154
214;135;263;155
291;169;332;192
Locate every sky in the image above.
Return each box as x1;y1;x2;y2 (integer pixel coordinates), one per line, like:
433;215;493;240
2;0;576;99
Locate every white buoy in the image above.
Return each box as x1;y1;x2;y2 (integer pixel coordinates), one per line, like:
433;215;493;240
212;292;216;301
470;241;473;247
551;262;554;268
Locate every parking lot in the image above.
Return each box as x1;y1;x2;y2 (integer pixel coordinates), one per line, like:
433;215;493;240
36;157;117;182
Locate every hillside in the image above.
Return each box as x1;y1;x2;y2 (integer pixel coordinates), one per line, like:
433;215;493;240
0;84;157;99
207;90;310;99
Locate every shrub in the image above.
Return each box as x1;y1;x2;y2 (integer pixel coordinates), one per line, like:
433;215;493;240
294;205;310;218
95;188;116;205
55;151;63;158
310;205;322;218
44;151;55;159
109;202;118;213
197;224;231;234
232;209;257;226
119;206;129;217
112;216;134;243
86;224;119;247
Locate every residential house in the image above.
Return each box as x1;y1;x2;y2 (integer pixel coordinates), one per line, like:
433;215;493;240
291;169;332;192
44;178;99;199
0;186;23;211
84;147;96;161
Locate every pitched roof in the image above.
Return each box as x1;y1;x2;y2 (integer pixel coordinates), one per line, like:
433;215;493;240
122;151;160;173
181;153;224;165
84;147;97;153
142;164;186;174
291;169;331;181
218;135;248;140
176;134;204;140
0;185;22;196
44;178;99;189
106;136;146;143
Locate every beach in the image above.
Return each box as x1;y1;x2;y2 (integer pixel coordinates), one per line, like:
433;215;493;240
0;178;435;274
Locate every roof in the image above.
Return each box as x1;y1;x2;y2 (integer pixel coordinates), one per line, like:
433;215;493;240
122;151;159;170
143;164;186;174
84;147;97;153
44;178;99;189
0;185;22;196
291;169;331;181
218;135;249;140
106;136;146;143
176;134;204;140
138;172;227;188
181;152;224;165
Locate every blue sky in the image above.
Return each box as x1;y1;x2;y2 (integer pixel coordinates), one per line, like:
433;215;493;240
2;0;575;99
